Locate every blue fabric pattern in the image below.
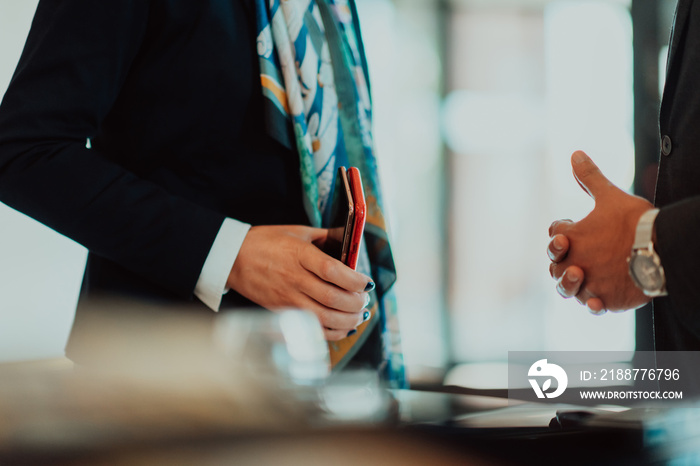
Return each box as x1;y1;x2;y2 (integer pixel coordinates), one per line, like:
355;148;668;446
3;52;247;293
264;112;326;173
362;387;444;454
254;0;406;388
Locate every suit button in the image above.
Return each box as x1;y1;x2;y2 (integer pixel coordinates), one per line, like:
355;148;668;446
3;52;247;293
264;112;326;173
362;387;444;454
661;135;672;156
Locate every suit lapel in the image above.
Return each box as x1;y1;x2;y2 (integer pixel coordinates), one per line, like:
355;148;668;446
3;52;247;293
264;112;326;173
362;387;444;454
660;0;693;123
666;0;692;77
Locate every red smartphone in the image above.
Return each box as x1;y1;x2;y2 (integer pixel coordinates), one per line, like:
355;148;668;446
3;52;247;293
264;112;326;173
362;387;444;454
345;167;366;270
324;167;354;263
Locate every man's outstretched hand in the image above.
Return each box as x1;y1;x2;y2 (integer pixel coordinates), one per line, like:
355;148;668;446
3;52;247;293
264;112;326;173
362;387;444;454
548;151;654;313
227;225;374;341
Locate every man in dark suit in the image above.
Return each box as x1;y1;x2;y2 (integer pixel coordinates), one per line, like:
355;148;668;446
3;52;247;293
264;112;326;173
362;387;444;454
548;1;700;355
0;1;381;364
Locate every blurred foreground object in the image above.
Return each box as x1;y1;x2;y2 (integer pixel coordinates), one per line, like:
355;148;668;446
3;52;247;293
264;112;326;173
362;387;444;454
0;300;322;456
0;298;496;465
212;308;330;386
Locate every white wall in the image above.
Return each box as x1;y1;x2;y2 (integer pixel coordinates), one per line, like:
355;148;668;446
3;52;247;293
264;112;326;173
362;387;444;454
357;0;449;373
0;0;85;362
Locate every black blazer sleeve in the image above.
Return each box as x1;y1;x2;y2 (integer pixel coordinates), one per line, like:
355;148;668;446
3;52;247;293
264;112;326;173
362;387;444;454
0;1;225;298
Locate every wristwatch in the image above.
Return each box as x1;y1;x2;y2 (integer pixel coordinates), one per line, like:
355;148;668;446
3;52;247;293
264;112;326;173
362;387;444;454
627;208;668;297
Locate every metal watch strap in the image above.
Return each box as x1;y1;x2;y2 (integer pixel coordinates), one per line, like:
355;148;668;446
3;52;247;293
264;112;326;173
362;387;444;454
633;208;660;250
630;208;668;297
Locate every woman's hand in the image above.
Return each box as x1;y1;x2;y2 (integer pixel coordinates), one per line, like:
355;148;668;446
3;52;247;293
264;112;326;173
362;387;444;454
227;225;374;341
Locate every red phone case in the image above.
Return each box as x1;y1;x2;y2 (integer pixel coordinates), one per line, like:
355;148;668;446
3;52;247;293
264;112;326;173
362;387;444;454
345;167;366;270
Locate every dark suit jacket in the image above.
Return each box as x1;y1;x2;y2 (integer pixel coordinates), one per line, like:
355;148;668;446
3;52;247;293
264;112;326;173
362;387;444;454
0;0;385;368
654;0;700;352
0;0;310;300
0;0;309;354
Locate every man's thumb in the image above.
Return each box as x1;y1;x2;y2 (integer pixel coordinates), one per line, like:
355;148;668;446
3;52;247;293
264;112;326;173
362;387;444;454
571;150;612;200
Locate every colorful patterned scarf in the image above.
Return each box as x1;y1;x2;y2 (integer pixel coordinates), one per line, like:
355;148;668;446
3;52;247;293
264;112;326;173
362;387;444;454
253;0;406;387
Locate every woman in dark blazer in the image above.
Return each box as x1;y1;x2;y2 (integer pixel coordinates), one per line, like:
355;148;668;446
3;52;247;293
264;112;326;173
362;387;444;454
0;0;396;377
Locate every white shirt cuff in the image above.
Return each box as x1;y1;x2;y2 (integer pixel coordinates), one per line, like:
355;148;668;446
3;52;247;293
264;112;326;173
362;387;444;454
194;218;251;312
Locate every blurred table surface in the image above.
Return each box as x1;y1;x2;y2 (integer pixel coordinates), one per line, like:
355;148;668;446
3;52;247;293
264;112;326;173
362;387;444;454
0;358;671;466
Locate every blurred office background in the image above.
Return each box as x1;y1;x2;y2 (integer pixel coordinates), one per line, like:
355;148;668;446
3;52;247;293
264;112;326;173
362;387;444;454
0;0;676;386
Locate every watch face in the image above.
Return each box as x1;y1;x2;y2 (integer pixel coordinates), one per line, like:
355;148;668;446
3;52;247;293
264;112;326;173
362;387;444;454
630;253;665;291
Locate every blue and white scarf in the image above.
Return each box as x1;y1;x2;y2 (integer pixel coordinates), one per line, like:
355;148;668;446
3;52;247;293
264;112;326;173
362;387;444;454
254;0;406;388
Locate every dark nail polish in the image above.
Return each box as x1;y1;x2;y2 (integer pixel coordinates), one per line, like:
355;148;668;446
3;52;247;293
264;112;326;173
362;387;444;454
364;281;375;292
363;311;370;321
347;329;357;337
